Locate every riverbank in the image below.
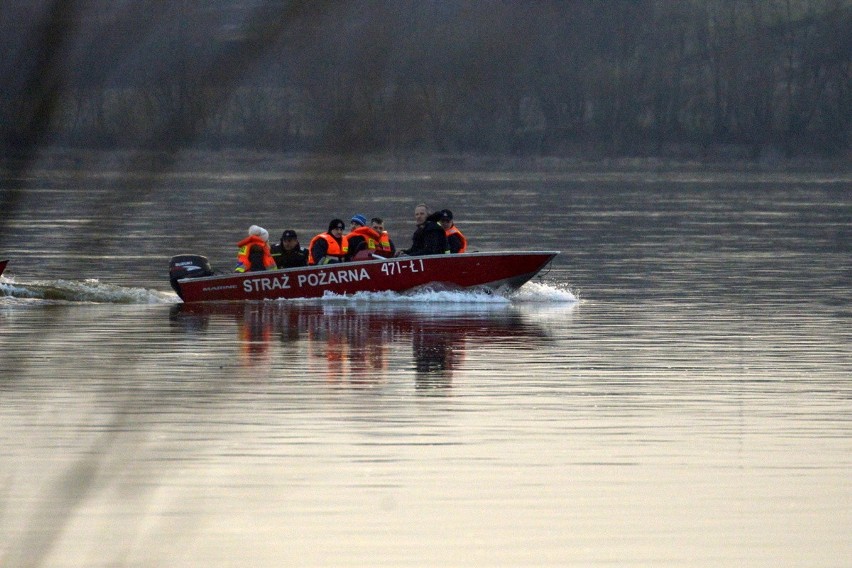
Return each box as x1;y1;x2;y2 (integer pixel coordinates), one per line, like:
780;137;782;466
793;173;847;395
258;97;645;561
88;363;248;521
3;146;850;177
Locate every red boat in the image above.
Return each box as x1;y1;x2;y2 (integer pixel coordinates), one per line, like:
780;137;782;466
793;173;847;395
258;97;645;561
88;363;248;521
0;259;7;277
169;251;558;303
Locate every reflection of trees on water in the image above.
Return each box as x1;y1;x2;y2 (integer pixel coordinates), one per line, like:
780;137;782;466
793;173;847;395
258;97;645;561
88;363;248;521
169;302;550;387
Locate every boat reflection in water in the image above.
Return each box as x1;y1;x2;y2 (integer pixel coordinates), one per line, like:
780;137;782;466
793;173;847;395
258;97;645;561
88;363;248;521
169;298;564;389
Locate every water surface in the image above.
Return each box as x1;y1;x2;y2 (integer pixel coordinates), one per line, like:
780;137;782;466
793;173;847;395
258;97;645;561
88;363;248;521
1;163;850;567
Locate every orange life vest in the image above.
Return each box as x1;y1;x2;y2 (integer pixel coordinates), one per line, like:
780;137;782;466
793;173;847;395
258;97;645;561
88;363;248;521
349;226;382;250
308;233;349;265
375;230;393;256
235;235;276;272
444;226;468;253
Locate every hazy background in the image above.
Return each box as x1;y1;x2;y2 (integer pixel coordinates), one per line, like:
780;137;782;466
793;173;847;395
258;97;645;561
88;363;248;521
4;0;850;250
1;4;850;567
2;0;850;160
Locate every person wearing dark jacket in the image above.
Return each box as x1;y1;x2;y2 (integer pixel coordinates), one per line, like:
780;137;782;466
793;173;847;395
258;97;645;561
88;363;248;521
270;229;308;268
398;204;449;256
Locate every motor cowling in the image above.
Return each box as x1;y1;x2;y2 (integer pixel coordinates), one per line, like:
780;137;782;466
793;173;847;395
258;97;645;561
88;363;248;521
169;255;214;298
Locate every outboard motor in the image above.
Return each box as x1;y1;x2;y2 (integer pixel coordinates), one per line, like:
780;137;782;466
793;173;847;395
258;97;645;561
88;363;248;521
169;255;214;299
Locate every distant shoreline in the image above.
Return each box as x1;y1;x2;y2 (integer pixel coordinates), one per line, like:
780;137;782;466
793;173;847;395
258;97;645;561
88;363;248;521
3;146;850;176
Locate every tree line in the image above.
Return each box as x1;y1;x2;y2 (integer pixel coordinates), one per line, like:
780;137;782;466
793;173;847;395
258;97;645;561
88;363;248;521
2;0;849;159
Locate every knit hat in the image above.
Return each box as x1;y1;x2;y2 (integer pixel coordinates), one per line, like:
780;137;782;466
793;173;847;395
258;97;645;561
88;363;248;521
281;229;298;240
439;209;453;221
350;214;368;227
328;219;345;232
248;225;269;242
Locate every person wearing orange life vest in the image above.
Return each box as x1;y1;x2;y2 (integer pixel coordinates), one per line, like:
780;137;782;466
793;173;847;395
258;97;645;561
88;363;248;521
438;209;467;253
308;219;349;265
235;225;277;272
345;214;383;261
370;217;395;257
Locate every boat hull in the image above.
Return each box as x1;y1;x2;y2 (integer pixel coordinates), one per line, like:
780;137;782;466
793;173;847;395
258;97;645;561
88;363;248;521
174;251;558;303
0;259;7;277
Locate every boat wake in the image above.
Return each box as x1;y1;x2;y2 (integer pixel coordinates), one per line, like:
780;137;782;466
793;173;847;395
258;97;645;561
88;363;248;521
509;280;578;303
1;277;575;306
0;277;176;304
292;281;578;305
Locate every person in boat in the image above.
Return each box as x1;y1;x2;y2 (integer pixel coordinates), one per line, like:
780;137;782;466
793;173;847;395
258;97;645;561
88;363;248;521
397;204;449;256
438;209;467;253
345;213;383;261
235;225;277;272
270;229;308;269
371;217;395;257
308;219;349;265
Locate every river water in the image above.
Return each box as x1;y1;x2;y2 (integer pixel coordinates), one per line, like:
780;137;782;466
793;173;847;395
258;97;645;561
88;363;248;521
1;157;850;567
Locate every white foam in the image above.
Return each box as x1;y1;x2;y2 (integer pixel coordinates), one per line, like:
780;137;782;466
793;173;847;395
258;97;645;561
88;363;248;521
280;281;576;306
281;289;507;308
2;277;574;306
509;281;579;303
0;278;177;304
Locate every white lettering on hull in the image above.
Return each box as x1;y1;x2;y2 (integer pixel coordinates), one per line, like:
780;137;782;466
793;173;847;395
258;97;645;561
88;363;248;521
242;274;292;293
244;268;372;294
380;259;425;276
296;268;370;288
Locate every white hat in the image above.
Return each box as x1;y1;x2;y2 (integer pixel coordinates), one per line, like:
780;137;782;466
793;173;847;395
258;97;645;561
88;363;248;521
248;225;269;242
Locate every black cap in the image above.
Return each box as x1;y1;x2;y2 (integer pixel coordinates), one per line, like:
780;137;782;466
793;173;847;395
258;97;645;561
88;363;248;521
281;229;298;240
439;209;453;221
328;219;345;232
